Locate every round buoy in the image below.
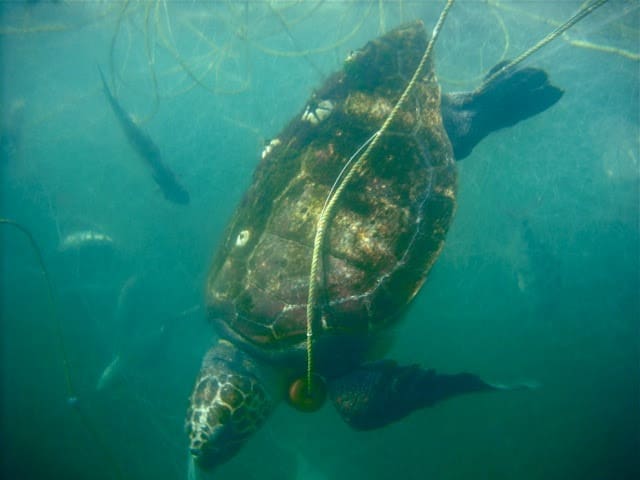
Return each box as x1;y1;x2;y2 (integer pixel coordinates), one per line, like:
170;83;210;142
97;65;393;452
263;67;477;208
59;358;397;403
287;374;327;412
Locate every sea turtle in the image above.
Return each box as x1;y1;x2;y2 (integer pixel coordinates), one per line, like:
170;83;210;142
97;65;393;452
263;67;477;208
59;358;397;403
186;20;562;471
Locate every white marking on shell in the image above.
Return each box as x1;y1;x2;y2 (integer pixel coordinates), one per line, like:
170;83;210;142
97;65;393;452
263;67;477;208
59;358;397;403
315;100;334;121
235;229;251;247
301;99;334;125
261;138;281;160
345;50;360;63
301;106;317;124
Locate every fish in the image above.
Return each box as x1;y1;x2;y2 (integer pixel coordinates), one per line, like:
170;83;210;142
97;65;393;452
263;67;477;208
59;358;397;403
98;67;190;205
58;229;115;253
96;270;202;393
95;353;123;391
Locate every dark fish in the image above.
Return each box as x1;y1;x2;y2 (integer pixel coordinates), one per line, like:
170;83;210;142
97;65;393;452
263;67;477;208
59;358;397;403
98;67;190;205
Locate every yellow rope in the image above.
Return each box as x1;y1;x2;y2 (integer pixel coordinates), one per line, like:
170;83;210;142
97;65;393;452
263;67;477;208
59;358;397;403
304;0;456;394
303;0;611;394
249;3;372;59
480;0;609;90
565;37;639;61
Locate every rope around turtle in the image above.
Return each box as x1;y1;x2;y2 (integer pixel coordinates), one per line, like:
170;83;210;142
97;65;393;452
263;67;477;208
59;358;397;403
304;0;456;396
303;0;610;395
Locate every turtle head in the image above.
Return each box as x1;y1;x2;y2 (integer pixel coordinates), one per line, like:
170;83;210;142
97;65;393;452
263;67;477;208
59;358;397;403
186;339;274;471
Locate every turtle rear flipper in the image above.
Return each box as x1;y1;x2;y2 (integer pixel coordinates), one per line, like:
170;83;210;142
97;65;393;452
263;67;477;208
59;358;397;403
442;64;564;160
329;360;512;430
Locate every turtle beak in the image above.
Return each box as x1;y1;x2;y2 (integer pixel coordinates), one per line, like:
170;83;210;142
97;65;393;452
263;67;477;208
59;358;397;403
186;418;213;460
185;374;241;470
187;426;237;471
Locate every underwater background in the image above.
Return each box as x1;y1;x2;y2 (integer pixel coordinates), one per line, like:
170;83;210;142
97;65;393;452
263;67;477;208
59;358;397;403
1;1;638;479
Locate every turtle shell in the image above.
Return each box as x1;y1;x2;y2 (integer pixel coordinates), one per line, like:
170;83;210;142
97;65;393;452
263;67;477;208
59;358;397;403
206;21;456;355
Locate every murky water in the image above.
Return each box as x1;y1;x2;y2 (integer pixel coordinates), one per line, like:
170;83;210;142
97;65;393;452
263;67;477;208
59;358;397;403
2;2;638;479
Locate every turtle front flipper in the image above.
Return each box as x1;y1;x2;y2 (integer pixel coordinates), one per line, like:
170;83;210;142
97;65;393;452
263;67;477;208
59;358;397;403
186;339;277;471
329;360;526;430
441;64;564;160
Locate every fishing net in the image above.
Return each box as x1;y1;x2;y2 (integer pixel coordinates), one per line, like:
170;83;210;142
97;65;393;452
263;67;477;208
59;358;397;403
1;1;638;479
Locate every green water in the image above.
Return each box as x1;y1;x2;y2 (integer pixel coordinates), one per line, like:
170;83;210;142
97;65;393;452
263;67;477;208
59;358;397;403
1;2;638;479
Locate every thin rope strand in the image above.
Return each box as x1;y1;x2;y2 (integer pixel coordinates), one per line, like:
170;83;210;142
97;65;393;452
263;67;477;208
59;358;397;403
480;0;609;89
305;0;456;394
1;218;126;479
